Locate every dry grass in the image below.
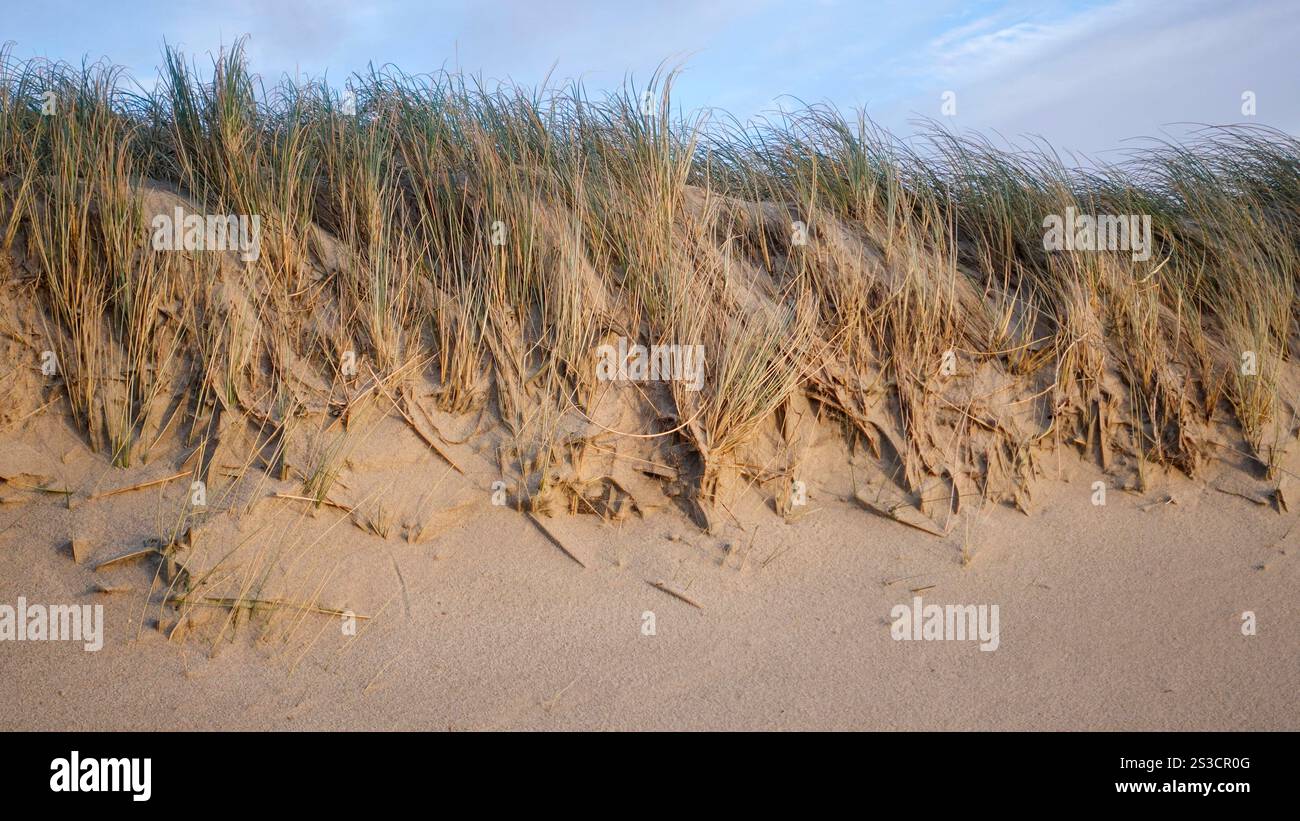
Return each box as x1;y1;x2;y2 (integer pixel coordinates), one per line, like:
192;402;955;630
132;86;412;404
0;39;1296;530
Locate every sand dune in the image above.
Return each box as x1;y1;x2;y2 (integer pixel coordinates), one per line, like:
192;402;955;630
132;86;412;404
0;42;1297;731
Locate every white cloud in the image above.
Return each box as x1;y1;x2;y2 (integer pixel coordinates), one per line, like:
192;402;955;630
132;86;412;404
897;0;1300;156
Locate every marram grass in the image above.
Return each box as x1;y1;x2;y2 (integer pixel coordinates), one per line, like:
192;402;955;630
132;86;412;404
0;39;1295;522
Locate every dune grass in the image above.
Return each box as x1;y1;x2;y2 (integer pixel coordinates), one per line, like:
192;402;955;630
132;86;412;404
0;39;1295;519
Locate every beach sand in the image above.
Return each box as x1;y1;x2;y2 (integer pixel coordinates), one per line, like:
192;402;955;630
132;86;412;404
2;413;1295;731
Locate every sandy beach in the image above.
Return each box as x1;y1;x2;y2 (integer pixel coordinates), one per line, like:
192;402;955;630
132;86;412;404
4;412;1295;731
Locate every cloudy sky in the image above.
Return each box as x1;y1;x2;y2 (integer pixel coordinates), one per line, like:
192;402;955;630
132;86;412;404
5;0;1298;158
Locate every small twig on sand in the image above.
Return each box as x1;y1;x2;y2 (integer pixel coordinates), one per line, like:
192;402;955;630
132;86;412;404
527;511;587;568
167;595;368;620
89;470;189;501
1212;484;1268;506
363;652;403;695
94;547;159;572
541;676;580;712
882;574;926;588
648;579;703;610
274;492;354;513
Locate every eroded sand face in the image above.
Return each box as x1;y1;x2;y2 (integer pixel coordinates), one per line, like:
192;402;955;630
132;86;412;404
2;412;1296;731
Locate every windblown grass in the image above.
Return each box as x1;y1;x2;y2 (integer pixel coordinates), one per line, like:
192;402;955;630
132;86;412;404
1;39;1296;523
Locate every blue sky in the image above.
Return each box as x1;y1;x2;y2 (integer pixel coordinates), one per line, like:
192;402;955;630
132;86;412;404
5;0;1298;158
